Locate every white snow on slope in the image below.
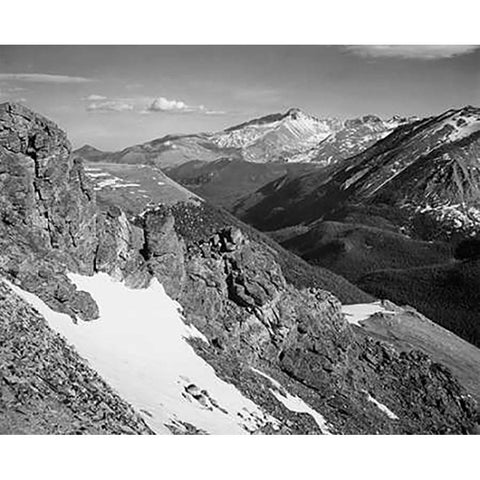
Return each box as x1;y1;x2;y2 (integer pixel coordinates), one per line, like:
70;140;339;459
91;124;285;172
10;274;278;435
439;111;480;142
365;391;399;420
342;301;395;326
251;367;332;434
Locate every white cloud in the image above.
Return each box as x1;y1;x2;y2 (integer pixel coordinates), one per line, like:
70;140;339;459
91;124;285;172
344;45;479;60
0;73;93;83
147;96;194;113
86;100;134;112
86;94;107;101
146;96;224;115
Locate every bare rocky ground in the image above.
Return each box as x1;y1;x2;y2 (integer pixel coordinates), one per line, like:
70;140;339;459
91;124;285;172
355;302;480;404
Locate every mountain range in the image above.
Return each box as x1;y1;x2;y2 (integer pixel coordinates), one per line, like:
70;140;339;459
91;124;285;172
1;102;479;435
75;108;414;167
232;106;480;347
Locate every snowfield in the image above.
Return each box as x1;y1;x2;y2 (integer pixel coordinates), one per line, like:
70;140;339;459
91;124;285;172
342;301;395;326
10;273;278;434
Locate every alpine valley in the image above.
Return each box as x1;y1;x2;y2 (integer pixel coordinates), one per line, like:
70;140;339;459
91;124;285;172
2;101;480;435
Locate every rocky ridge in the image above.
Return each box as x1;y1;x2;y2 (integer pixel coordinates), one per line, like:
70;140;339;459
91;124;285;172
236;106;480;240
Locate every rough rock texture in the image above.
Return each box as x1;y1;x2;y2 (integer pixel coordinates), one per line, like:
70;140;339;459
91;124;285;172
135;201;478;434
0;102;97;269
0;103;146;318
0;281;152;434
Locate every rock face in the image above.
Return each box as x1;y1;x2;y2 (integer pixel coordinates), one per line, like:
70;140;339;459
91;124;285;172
0;102;478;434
0;102;97;268
0;102;147;319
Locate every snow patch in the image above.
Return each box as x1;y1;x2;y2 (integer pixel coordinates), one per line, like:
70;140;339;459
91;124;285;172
365;391;399;420
10;274;277;435
97;178;120;188
342;301;395;326
251;368;331;434
111;183;141;188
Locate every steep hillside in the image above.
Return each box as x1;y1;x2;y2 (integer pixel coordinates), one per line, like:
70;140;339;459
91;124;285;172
359;258;480;348
349;300;480;404
0;280;152;434
166;159;320;210
237;106;480;240
279;221;453;282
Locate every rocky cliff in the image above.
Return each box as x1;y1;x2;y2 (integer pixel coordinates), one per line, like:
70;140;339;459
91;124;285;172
0;102;148;320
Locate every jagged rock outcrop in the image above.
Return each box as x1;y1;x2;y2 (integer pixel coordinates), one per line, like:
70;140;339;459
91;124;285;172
94;204;149;288
0;103;147;318
0;102;98;268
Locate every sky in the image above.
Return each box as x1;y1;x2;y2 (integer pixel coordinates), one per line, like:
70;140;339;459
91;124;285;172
0;45;479;150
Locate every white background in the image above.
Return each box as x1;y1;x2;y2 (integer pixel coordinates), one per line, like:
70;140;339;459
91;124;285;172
0;1;478;478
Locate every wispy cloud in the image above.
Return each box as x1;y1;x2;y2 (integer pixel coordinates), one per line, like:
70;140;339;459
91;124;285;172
83;94;225;115
0;83;28;102
146;96;225;115
85;94;107;101
0;73;93;83
86;99;134;112
344;45;479;60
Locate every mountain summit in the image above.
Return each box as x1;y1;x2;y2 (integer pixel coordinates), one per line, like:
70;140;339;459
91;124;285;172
74;108;414;167
237;106;480;238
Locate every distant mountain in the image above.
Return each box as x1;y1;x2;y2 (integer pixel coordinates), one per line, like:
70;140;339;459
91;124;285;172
74;144;113;161
237;106;480;240
234;106;480;347
74;108;414;167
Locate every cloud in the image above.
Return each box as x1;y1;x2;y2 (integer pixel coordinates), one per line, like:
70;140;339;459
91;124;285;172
83;94;225;115
85;94;107;101
147;97;195;113
146;96;224;115
86;100;134;112
0;83;28;102
344;45;479;60
0;73;93;83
